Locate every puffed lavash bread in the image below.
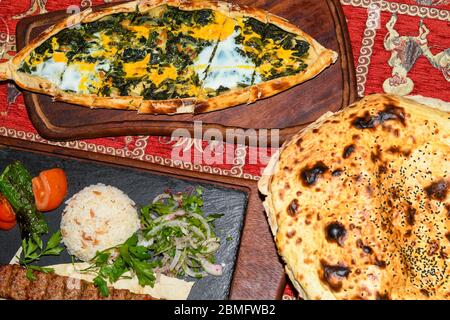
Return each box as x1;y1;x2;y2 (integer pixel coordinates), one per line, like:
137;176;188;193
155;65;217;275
259;94;450;300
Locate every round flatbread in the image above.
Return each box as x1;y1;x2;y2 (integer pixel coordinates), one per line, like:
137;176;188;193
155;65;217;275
259;94;450;300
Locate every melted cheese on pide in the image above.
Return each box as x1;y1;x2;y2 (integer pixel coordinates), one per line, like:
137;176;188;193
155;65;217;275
123;22;151;40
179;11;235;41
235;19;263;57
256;38;305;79
123;54;151;78
123;54;177;86
90;33;118;59
149;65;178;86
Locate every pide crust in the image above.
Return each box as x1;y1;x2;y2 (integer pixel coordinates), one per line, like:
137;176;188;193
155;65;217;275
1;0;337;114
259;94;450;300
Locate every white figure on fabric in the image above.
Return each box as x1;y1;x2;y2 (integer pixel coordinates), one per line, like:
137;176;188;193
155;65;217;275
12;0;48;19
383;13;450;95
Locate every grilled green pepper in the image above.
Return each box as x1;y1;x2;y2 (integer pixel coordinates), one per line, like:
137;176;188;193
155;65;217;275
0;161;48;238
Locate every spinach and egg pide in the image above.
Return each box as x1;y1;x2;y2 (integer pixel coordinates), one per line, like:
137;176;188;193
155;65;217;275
8;0;337;114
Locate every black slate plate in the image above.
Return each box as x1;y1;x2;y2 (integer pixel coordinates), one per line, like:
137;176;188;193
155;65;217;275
0;148;248;300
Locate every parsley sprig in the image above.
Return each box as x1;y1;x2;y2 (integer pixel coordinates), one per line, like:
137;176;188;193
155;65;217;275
18;231;65;280
87;234;160;297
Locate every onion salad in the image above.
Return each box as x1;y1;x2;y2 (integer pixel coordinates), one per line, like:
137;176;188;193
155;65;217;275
140;187;224;278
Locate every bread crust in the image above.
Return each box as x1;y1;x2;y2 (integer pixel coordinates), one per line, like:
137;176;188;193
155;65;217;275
259;94;450;300
2;0;337;114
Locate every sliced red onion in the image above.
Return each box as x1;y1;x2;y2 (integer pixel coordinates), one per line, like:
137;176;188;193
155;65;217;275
190;225;206;239
165;209;186;221
189;212;212;238
189;237;200;249
198;257;223;276
202;241;220;254
146;220;190;237
183;264;208;278
169;248;182;271
152;193;171;203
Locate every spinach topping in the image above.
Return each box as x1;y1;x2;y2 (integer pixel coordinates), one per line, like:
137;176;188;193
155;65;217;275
34;40;52;55
193;9;214;26
164;33;209;69
122;48;148;63
265;23;288;42
56;29;91;58
293;39;310;57
98;85;111;97
143;79;175;100
162;7;213;27
216;86;229;94
245;18;266;36
17;61;31;73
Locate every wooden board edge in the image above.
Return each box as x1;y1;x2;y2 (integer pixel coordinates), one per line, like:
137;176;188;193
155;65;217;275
328;0;358;107
16;0;357;147
0;136;286;300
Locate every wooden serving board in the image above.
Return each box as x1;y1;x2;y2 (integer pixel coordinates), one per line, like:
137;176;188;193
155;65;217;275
16;0;356;145
0;135;286;300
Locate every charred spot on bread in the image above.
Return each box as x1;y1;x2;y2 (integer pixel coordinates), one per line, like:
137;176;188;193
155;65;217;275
402;149;412;157
420;289;430;297
387;145;400;154
406;206;417;226
424;179;448;201
326;222;347;246
357;239;373;254
387;145;412;157
286;230;296;238
352;105;406;129
287;199;299;216
343;144;356;159
193;101;210;114
365;185;374;196
362;245;373;254
376;292;390;300
378;165;388;174
300;162;329;186
440;249;448;259
427;240;440;256
320;260;351;292
370;145;383;163
374;258;386;269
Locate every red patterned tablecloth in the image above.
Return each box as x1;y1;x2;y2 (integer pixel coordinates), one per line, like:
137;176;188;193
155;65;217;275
0;0;449;299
